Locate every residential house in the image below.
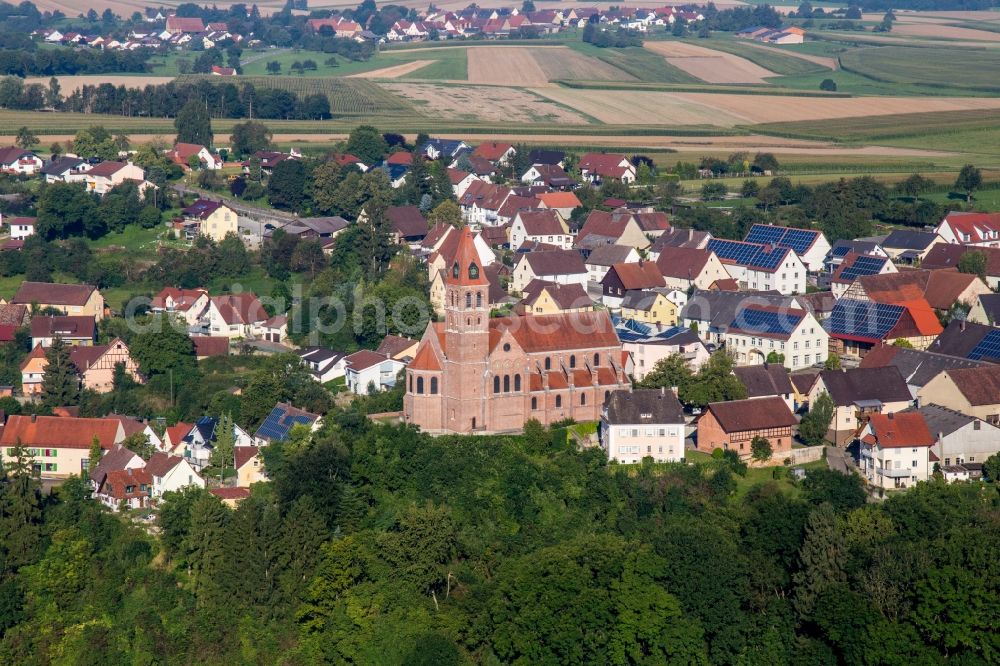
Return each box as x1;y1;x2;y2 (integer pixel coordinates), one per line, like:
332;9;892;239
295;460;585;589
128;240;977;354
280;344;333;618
858;412;934;490
150;287;209;326
0;303;28;327
681;290;797;346
181;199;238;242
743;224;831;273
927;319;1000;361
343;350;406;395
204;293;268;338
210;65;235;76
12;281;104;319
421;138;470;161
824;239;887;272
298;347;348;383
448;168;480;198
860;343;985;398
19;346;47;395
168;143;221;170
601;388;685;464
472;141;515;166
968;293;1000;327
824;298;943;357
69;339;143;392
577;209;670;250
0;415;125;478
40;156;91;184
509;210;572;250
697;396;797;459
88;444;144;495
830;253;897;298
908;404;1000;480
879;229;943;264
5;216;35;240
376;334;419;361
707;238;807;295
808;367;913;445
601;261;665;308
511;249;588;292
162;422;194;454
210;487;252;507
619;324;710;380
30;315;96;347
620;289;678;328
521;164;575;189
535;191;581;220
655;246;730;292
726;304;828;370
734;364;795;411
236;446;266;486
95;467;153;511
578;152;636;184
85;161;146;195
921;243;1000;290
193;336;230;360
165;16;205;33
917;364;1000;424
250;314;287;344
145;452;204;499
584;244;640;284
254;402;322;445
387;205;428;245
841;269;991;315
935;211;1000;248
526;149;565;166
650;228;712;254
0;146;43;175
518;280;593;315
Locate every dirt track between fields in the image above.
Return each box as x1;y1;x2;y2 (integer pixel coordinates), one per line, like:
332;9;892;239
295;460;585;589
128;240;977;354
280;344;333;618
346;60;435;78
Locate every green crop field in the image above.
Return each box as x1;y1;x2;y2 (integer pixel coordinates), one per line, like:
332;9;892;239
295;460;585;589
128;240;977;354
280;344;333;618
839;46;1000;92
567;42;700;83
748;108;1000;143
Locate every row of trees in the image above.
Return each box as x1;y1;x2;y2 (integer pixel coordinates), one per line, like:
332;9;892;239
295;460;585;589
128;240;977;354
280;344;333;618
3;411;998;663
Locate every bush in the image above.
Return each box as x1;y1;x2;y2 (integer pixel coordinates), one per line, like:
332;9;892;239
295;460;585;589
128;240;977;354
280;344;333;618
819;78;837;92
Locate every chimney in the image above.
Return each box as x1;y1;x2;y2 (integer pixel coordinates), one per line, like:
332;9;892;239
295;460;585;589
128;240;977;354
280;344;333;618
670;386;678;397
31;413;37;422
960;320;966;332
888;412;894;420
661;386;665;397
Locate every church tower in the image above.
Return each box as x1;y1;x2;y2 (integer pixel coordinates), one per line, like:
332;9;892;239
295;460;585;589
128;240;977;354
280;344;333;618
442;227;490;432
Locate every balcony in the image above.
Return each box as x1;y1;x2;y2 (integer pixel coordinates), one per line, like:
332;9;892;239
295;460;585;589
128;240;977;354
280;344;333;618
879;467;912;479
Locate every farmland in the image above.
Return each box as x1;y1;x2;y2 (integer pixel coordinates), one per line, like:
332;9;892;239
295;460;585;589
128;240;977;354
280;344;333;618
643;40;778;83
25;75;175;94
839;46;1000;92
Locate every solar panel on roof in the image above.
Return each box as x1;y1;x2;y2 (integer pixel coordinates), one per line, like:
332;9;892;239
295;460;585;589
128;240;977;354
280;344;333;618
968;329;1000;361
837;255;886;282
730;307;803;336
708;239;788;271
824;300;904;341
745;225;818;255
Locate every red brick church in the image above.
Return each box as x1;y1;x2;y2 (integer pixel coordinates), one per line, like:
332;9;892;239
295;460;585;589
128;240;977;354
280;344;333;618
404;228;630;434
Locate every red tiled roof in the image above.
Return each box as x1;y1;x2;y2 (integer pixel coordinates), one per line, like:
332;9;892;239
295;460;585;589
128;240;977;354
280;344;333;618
863;412;934;448
408;342;442;371
211;293;267;326
536;191;581;210
705;396;797;433
0;414;120;449
945;365;1000;406
165;422;193;448
12;281;97;307
30;315;96;340
235;446;259;470
145;452;185;477
386;151;413;165
472;141;514;162
210;486;251;500
654;246;712;279
192;336;229;357
166;16;205;32
606;261;664;290
516;209;565;236
448;168;471;184
344;350;392;372
518;250;587;277
151;287;207;311
447;227;490;287
87;161;129;178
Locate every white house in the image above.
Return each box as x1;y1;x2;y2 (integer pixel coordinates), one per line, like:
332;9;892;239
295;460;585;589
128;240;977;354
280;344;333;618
622;328;711;381
299;347;348;383
585;244;641;284
145;452;205;499
916;404;1000;479
858;412;934;490
4;216;36;240
830;253;897;298
0;147;44;175
935;211;1000;248
343;350;406;395
509;210;573;250
511;250;589;293
601;388;686;464
708;239;807;295
743;224;831;273
85;161;146;195
203;293;268;339
726;305;829;370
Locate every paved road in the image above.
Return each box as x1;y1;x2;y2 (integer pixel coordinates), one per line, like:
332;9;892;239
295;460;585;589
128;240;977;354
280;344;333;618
826;445;851;474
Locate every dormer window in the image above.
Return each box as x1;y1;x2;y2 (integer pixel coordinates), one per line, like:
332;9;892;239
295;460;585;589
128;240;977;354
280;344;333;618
452;262;460;278
468;263;479;280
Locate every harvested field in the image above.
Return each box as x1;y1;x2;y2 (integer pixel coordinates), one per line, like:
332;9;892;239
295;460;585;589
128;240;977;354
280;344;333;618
467;47;550;86
25;75;175;94
347;60;435;79
891;23;1000;41
532;87;1000;126
644;41;778;83
381;83;589;123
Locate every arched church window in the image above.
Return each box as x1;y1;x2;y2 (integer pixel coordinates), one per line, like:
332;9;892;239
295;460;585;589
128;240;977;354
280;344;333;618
514;375;521;391
493;376;500;393
468;263;479;280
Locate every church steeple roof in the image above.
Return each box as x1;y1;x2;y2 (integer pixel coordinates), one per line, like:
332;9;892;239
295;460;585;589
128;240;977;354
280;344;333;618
446;226;489;287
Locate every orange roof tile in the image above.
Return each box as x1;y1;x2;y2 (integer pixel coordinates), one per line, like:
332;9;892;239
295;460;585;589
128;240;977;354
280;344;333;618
0;415;120;449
